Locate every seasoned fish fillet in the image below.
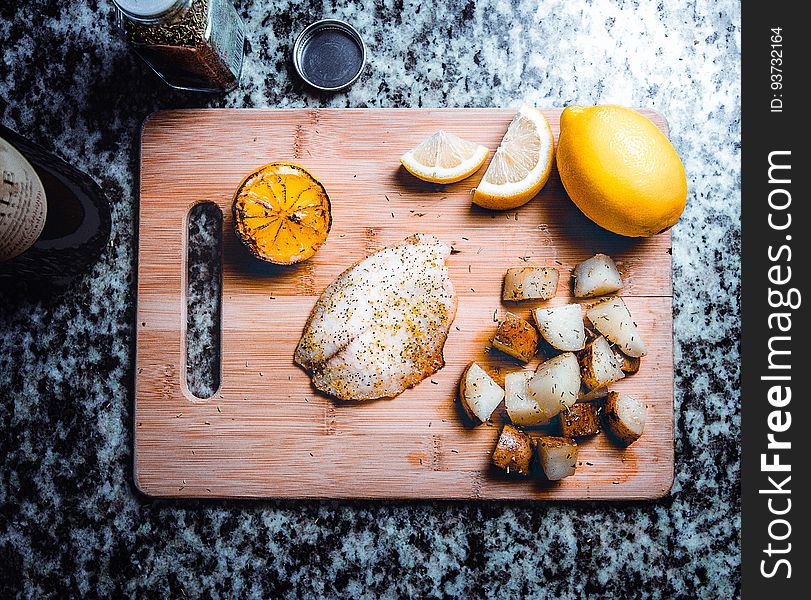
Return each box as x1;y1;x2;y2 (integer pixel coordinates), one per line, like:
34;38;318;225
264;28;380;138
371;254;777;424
295;234;457;400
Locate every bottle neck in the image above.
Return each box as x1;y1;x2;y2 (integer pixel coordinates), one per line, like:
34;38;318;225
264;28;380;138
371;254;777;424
114;0;193;25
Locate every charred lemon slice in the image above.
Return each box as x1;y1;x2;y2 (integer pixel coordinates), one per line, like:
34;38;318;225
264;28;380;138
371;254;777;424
233;163;332;264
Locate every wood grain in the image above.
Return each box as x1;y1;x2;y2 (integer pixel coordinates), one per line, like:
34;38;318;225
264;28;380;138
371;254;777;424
135;108;674;500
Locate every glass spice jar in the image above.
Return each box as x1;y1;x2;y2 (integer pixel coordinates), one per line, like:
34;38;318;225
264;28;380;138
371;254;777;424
113;0;246;92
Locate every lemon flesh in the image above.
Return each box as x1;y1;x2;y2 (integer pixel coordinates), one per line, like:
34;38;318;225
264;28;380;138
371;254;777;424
401;130;488;184
233;163;332;264
556;105;687;237
473;104;555;210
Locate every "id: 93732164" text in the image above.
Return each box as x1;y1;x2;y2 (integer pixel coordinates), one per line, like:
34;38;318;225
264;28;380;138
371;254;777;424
770;27;783;113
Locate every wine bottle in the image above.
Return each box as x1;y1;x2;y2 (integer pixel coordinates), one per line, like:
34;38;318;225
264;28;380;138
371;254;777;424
0;124;111;289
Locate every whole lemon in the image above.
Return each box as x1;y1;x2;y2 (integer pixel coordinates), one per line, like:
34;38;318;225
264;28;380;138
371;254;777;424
556;105;687;237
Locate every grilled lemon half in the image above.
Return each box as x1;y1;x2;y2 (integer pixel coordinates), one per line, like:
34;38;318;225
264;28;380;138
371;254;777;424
233;162;331;265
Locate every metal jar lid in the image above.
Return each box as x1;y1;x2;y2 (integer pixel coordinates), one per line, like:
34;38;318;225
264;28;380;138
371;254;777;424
112;0;191;23
292;19;366;92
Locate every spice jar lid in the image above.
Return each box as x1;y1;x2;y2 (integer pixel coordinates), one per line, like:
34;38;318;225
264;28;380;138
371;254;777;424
113;0;191;23
292;19;366;92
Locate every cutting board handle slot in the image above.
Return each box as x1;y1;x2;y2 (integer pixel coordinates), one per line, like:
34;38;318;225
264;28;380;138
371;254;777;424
183;201;224;401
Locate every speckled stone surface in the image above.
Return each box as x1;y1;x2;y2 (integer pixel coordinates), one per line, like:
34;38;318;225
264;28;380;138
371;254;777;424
0;0;740;597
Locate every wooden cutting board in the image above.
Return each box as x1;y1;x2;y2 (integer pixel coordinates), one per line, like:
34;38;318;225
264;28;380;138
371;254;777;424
135;108;674;500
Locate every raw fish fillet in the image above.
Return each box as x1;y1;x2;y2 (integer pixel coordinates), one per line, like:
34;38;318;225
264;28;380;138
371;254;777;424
295;234;457;400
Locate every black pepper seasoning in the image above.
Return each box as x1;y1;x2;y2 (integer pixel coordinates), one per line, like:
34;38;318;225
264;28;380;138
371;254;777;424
113;0;245;92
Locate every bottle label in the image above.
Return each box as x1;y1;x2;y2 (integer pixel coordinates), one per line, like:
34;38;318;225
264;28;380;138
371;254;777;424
0;136;47;262
207;0;245;78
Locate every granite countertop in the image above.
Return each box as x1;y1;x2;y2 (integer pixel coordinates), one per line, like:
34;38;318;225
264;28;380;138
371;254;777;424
0;0;740;597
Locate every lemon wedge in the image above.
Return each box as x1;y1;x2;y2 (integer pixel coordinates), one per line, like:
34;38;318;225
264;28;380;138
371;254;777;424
401;130;488;184
473;104;555;210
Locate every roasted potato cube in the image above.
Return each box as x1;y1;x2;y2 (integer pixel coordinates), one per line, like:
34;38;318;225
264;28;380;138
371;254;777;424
579;336;625;391
502;267;559;301
504;370;550;426
532;303;586;352
612;345;641;375
492;424;534;476
572;254;624;298
578;386;610;402
537;436;578;480
459;362;505;423
587;297;647;357
559;403;601;438
492;312;538;363
527;352;580;419
604;392;647;445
